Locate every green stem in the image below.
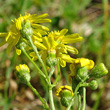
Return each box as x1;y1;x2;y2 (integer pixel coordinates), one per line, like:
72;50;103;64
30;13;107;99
49;66;55;78
20;46;46;79
80;83;89;87
78;94;81;110
27;82;49;110
27;36;49;82
26;36;56;109
53;60;60;86
82;87;86;110
49;86;55;110
67;82;82;110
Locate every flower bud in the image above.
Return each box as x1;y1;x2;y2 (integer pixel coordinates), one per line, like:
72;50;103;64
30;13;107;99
76;66;89;81
56;85;74;107
60;90;73;107
15;64;31;84
90;63;108;78
89;80;98;90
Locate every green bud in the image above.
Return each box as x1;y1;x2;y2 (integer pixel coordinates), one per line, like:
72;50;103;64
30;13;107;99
89;80;98;90
21;20;33;38
15;64;31;84
60;90;73;107
90;63;108;78
76;66;89;81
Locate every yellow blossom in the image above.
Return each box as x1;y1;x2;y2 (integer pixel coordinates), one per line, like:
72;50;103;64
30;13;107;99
56;85;74;97
30;29;83;67
0;13;51;54
74;58;94;69
69;58;94;83
16;64;30;73
16;64;31;83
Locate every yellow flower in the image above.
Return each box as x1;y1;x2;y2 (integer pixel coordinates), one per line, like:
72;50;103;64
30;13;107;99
30;29;83;67
0;13;51;54
56;85;74;97
16;64;30;73
16;64;31;83
56;85;74;107
69;58;94;83
74;58;94;69
48;29;83;44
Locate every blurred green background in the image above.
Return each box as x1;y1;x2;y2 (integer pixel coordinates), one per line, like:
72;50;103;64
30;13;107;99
0;0;110;110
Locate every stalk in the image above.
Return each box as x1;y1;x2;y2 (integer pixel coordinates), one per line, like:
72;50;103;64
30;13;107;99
82;87;86;110
27;82;49;110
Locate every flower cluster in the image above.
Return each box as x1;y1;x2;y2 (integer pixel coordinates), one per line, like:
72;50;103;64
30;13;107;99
30;29;83;67
16;64;31;84
0;12;108;109
0;13;51;55
69;58;94;83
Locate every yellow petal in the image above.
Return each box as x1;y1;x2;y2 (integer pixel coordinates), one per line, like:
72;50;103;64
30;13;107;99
29;52;38;61
48;36;57;48
6;32;11;41
61;54;75;63
34;41;47;50
0;33;8;37
32;35;42;42
62;33;83;44
56;85;74;97
65;45;78;54
30;13;49;19
79;58;90;67
15;48;21;55
33;30;42;37
86;60;94;70
59;58;66;67
75;58;94;70
60;29;68;35
33;29;47;35
31;24;49;31
70;64;76;73
31;19;51;23
16;17;23;30
42;37;50;49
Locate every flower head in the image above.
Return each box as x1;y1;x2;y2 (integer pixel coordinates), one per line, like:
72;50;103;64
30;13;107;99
56;85;74;97
74;58;94;69
90;63;108;78
16;64;31;84
69;58;94;83
56;85;74;107
30;29;83;67
0;13;51;54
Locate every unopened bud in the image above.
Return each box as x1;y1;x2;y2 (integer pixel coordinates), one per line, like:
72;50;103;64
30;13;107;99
76;66;89;81
56;85;74;107
89;80;98;90
60;90;73;107
90;63;108;78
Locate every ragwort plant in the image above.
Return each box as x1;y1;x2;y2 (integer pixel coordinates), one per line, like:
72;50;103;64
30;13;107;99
0;13;108;110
